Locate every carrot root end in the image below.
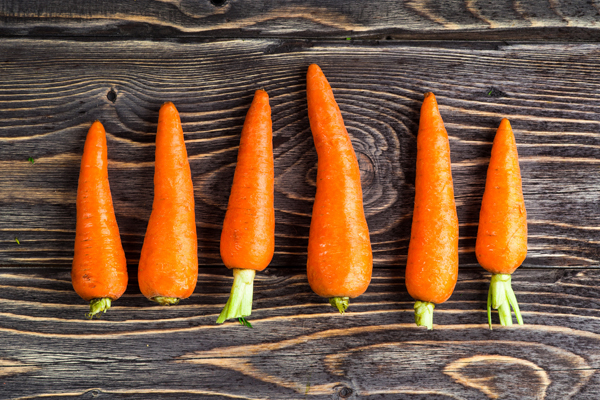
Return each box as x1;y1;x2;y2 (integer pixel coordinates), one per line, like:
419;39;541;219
152;296;180;306
86;297;112;319
414;301;435;330
329;297;350;314
216;268;256;325
487;274;523;329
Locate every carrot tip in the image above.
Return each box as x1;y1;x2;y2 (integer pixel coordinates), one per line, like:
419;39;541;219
90;120;104;130
152;296;180;306
487;273;523;329
329;297;350;314
414;301;435;330
86;297;112;319
216;268;256;325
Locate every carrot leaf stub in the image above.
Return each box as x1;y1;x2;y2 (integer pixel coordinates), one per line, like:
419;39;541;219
487;273;523;329
329;297;350;314
87;297;112;319
217;268;256;324
152;296;180;306
414;301;435;330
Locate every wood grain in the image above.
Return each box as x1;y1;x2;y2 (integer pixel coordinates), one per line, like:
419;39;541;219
2;266;600;399
0;39;599;268
1;0;600;40
3;4;600;399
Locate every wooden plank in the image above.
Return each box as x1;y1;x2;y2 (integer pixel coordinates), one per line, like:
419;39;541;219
1;266;600;399
0;39;599;267
1;0;600;40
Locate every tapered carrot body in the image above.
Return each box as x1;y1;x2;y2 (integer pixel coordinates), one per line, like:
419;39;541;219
306;64;372;314
405;92;458;329
476;118;527;328
217;89;274;325
220;90;274;272
138;102;198;305
72;121;128;318
477;119;527;274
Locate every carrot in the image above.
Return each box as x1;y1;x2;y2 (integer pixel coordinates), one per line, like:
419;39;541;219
72;121;128;318
217;89;274;325
306;64;372;314
476;118;527;329
138;102;198;305
405;92;459;330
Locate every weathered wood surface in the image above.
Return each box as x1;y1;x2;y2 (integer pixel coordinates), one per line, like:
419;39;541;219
2;2;600;399
1;39;599;268
2;0;600;40
1;266;600;399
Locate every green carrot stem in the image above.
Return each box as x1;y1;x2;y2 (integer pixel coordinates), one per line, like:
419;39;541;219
87;297;112;319
152;296;180;306
414;301;435;330
329;297;350;314
506;283;524;325
498;300;513;326
487;286;493;329
487;273;523;329
216;268;256;324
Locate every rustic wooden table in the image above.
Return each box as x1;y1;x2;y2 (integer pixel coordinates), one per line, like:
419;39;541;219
1;1;599;399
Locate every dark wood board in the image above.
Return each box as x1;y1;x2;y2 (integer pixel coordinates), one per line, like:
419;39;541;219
2;2;600;399
1;39;599;268
1;266;600;399
1;0;600;40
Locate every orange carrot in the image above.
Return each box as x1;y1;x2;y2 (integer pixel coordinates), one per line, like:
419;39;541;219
405;92;459;330
217;89;274;325
476;118;527;328
138;102;198;305
306;64;372;314
72;121;128;318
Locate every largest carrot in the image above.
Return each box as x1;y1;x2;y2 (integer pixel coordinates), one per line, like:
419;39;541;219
306;64;372;314
405;92;459;330
138;102;198;305
476;118;527;329
72;121;128;318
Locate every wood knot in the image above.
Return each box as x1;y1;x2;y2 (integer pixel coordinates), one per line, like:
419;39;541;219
356;151;375;188
334;385;354;399
106;89;117;103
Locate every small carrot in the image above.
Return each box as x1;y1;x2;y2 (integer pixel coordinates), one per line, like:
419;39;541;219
138;102;198;305
72;121;128;318
217;89;274;324
476;118;527;329
306;64;372;314
405;92;459;330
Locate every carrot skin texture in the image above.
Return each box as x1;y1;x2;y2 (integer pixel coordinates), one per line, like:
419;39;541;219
138;102;198;302
306;64;373;301
72;121;128;304
220;89;274;272
405;92;459;306
476;118;527;275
